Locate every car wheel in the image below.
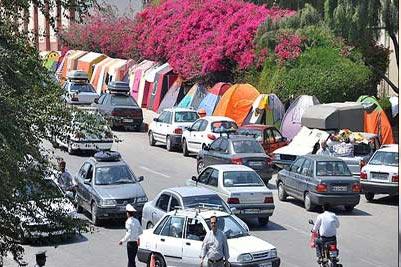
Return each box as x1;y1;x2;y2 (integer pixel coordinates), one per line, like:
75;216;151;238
304;193;315;211
182;139;189;157
134;124;141;132
278;182;287;201
344;205;355;212
148;131;156;146
147;253;166;267
197;160;205;174
258;216;269;226
146;222;154;229
365;192;375;202
91;203;100;226
166;136;173;151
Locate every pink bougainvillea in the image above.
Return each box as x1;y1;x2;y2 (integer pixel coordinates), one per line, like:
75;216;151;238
274;33;306;63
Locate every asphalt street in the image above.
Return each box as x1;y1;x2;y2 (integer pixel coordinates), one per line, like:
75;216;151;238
5;130;398;267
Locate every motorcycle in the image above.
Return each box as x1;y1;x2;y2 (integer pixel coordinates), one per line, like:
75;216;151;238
309;219;343;267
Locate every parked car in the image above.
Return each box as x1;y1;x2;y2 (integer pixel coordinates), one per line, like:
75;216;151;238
74;151;148;225
186;164;274;226
94;81;143;131
52;108;113;155
181;116;238;156
236;124;288;155
141;186;248;231
360;144;399;201
276;155;361;211
61;70;99;105
137;208;281;267
148;108;199;151
197;135;273;183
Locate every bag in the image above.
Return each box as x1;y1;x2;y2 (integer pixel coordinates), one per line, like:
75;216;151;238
310;231;318;248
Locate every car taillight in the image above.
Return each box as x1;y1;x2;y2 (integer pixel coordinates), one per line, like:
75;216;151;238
392;175;399;182
207;134;216;140
111;110;120;116
316;184;327;192
360;160;366;168
329;244;337;251
74;132;85;139
360;172;367;179
352;183;361;193
174;128;183;134
264;197;273;203
227;198;240;204
231;158;243;165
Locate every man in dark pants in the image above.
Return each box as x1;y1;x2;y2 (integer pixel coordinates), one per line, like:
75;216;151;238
119;204;143;267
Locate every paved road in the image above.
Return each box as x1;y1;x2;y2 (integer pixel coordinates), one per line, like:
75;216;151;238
6;130;398;267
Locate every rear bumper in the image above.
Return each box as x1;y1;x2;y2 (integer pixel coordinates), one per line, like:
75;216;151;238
361;181;399;194
137;248;151;263
231;204;275;218
230;257;280;267
111;117;143;127
309;192;360;206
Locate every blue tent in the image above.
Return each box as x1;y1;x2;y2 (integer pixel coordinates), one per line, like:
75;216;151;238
197;82;231;115
177;83;207;109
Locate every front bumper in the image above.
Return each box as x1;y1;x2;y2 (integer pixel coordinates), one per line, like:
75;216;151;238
309;192;360;206
137;248;152;263
71;140;113;151
231;204;275;218
96;205;144;219
361;181;399;194
230;257;281;267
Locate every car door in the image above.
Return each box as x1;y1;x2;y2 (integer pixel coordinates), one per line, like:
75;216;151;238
204;138;223;166
218;138;231;164
182;217;207;267
75;163;90;210
157;215;186;266
271;127;287;151
196;120;209;150
83;163;96;209
163;111;173;141
96;94;107;113
186;119;204;152
285;158;305;199
154;111;168;142
297;159;314;198
168;195;180;211
152;193;170;225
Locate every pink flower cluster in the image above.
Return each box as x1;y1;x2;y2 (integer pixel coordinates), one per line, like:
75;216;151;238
274;33;306;63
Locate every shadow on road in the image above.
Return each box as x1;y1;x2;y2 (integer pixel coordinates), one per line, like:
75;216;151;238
244;219;287;232
363;195;399;206
26;233;88;248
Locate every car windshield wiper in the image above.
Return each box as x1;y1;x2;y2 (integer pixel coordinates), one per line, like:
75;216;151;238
112;179;134;184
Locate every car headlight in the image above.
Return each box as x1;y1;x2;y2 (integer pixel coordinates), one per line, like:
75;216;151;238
137;196;148;203
100;199;116;207
237;253;253;263
270;248;277;258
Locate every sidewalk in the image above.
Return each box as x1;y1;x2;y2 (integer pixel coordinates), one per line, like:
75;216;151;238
141;108;158;132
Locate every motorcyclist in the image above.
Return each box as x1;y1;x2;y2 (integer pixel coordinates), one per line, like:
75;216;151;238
312;204;340;263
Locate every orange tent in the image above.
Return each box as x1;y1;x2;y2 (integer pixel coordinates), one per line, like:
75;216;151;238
90;57;113;94
76;52;107;80
213;84;260;126
60;50;88;83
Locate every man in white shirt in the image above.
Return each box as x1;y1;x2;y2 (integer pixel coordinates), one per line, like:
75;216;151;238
312;204;340;262
119;204;143;267
316;140;332;156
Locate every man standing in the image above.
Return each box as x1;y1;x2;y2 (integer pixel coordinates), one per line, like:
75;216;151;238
316;140;331;156
312;204;340;263
119;204;143;267
200;216;229;267
57;159;75;192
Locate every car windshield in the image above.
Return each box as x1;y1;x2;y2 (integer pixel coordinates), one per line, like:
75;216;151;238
95;165;136;185
183;195;230;213
369;151;399;167
223;171;264;187
316;161;352;176
174;111;199;122
70;83;96;93
211;121;238;133
236;129;263;140
111;95;139;106
232;140;264;153
205;216;249;239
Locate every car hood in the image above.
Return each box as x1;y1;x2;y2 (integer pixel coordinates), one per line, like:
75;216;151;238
94;183;146;199
227;235;276;258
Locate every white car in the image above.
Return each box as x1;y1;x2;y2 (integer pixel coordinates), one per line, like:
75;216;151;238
186;164;275;226
137;208;280;267
148;108;199;151
360;144;399;201
181;116;238;156
61;70;99;105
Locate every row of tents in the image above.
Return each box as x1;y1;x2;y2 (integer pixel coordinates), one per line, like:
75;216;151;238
42;50;396;145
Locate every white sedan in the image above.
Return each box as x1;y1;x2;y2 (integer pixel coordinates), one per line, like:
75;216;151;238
360;144;399;201
137;209;281;267
181;116;238;156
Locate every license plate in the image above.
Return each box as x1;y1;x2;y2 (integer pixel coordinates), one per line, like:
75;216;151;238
248;161;263;167
243;209;259;214
329;251;338;257
332;186;347;192
372;172;388;180
259;263;272;267
118;206;126;211
123;119;133;123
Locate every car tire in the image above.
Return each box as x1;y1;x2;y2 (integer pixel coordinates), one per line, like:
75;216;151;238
166;136;173;151
344;205;355;212
278;182;287;201
258;216;269;226
91;203;100;226
148;131;156;146
146;222;154;229
197;160;205;174
365;192;375;202
134;124;141;132
304;193;315;211
182;139;189;157
147;253;165;267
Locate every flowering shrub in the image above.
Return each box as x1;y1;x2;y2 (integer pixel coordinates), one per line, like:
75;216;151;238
274;33;306;63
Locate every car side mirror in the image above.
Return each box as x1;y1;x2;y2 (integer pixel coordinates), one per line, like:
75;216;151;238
138;176;144;182
84;179;91;185
308;219;314;225
203;145;210;151
282;137;288;142
153;118;159;122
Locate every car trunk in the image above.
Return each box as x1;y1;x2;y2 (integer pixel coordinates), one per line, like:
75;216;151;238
112;107;143;119
227;186;271;204
235;154;268;170
77;92;98;104
319;177;359;194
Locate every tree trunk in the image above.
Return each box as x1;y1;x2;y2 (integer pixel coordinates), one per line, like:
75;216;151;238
389;32;399;67
368;64;399;94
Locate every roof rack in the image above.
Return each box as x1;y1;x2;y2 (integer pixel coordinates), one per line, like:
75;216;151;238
107;81;130;93
67;70;88;81
173;203;226;216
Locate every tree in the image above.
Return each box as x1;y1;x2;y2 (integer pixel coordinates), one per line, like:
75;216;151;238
0;0;97;261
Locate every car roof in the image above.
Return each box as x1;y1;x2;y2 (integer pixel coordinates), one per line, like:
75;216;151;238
240;124;274;130
163;107;197;112
377;144;398;152
167;208;230;219
207;164;254;172
303;154;344;162
165;186;217;197
202;116;235;122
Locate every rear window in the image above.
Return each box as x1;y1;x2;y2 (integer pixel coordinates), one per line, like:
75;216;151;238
369;151;398;167
316;161;352;176
353;143;372;156
211;121;238;133
236;128;262;140
232;140;264;154
70;83;96;93
182;195;230;213
174;111;199;123
223;171;264;187
111;95;138;106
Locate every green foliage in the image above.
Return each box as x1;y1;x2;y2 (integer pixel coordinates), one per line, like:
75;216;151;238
377;97;392;110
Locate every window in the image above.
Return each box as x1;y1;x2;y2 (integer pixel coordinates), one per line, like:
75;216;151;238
223;171;264;187
95;165;136;185
232;140;264;154
98;94;106;104
236;128;262;140
300;159;313;176
290;158;305;173
70;83;96;93
156;194;170;212
369;151;399;167
207;170;219;187
87;165;94;180
265;129;275;144
165;111;172;124
160;216;185;238
210;138;223;151
169;197;180;211
191;120;203;131
110;95;138;106
158;112;168;123
185;218;206;241
154;216;170;235
182;195;230;213
316;161;352;176
199;120;208;131
174;112;199;123
271;128;283;142
211;121;238;133
219;139;229;153
78;163;91;181
205;216;248;239
198;168;213;184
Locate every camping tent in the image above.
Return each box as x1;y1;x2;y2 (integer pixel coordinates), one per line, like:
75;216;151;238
138;63;162;108
43;51;60;71
280;95;320;141
128;60;155;101
301;102;364;131
177;83;207;109
90;57;113;94
66;50;88;74
76;52;107;80
107;59;128;82
157;77;185;112
197;82;231;116
147;63;178;112
97;59;124;94
243;94;285;128
213;84;260;126
357;96;395;144
56;50;74;82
